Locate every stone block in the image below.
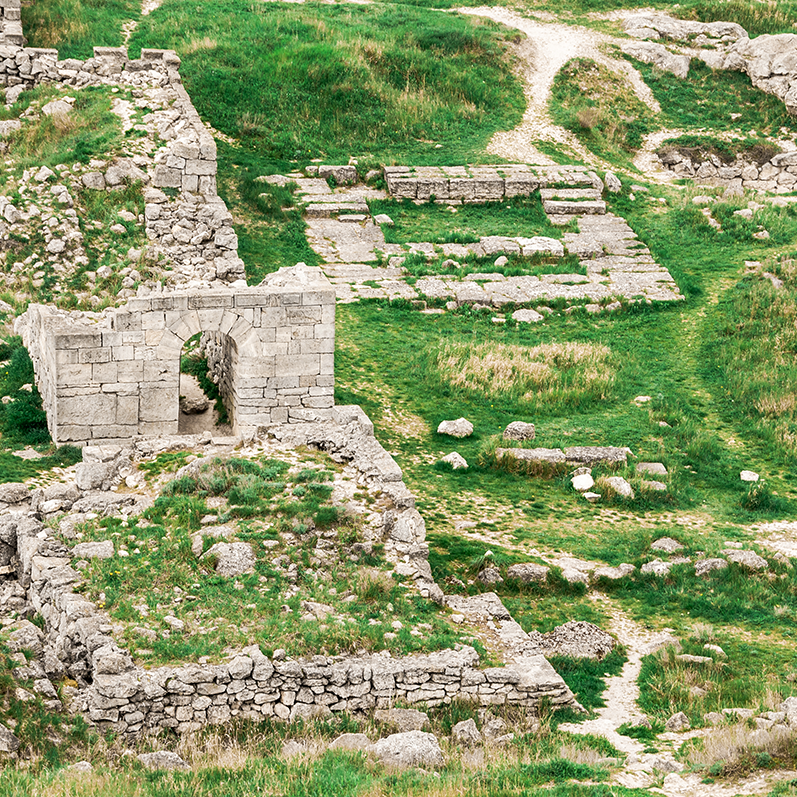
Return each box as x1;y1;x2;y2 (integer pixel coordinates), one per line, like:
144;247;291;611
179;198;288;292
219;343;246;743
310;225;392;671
139;387;178;423
153;166;182;189
57;364;93;386
60;394;117;426
185;159;215;176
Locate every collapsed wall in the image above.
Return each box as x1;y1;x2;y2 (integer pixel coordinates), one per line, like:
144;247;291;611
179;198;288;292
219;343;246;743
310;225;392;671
0;41;245;283
16;264;336;445
1;411;578;737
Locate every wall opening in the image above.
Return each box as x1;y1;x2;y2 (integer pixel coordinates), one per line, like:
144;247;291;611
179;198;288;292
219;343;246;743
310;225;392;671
178;333;233;436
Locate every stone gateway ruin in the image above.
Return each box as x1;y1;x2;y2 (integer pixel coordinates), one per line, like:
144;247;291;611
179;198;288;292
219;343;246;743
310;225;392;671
17;265;336;445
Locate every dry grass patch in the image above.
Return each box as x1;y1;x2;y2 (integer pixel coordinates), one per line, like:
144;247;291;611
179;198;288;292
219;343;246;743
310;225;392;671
685;724;796;776
435;340;614;410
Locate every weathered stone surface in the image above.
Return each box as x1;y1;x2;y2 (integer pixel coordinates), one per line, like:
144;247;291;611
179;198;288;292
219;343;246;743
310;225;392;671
328;733;372;752
0;724;19;754
503;421;536;441
565;447;628;466
637;462;668;477
204;541;256;577
372;731;444;770
726;549;768;571
641;559;673;577
496;447;565;464
137;751;190;770
572;472;594;492
72;540;114;559
695;558;728;576
507;563;549;583
452;719;482;747
374;708;429;733
665;712;691;732
437;418;473;438
604;476;634;499
0;483;29;504
621;41;691;78
651;537;683;554
441;452;468;470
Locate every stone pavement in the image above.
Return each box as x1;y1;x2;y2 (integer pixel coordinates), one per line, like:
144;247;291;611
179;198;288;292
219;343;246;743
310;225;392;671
275;164;682;311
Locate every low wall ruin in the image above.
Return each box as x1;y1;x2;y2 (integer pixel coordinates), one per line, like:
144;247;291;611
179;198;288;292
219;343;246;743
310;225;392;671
17;264;335;445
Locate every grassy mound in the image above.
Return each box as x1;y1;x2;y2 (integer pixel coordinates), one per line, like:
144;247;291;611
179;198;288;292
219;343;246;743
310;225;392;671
129;0;525;165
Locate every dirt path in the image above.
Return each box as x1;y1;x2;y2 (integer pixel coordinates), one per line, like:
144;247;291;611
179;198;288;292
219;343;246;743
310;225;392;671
559;596;675;757
457;6;660;167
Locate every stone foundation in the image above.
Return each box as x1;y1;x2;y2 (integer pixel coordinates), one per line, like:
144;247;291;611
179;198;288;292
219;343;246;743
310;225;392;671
17;264;336;445
2;413;578;737
658;148;797;193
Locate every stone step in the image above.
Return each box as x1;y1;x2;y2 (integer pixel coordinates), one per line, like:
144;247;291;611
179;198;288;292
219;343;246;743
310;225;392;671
542;199;606;216
540;188;603;201
305;202;369;218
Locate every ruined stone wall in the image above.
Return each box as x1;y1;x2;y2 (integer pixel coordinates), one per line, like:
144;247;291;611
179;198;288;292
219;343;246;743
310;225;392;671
659;149;797;192
0;0;24;48
3;411;576;737
384;164;604;201
17;265;336;445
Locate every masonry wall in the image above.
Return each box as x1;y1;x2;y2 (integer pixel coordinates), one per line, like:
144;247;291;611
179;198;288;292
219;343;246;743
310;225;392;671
384;164;604;201
659;149;797;192
17;266;336;445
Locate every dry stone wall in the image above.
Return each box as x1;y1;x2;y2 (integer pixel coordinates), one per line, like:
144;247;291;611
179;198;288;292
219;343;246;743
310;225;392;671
658;148;797;192
1;413;577;737
17;264;336;445
0;0;23;48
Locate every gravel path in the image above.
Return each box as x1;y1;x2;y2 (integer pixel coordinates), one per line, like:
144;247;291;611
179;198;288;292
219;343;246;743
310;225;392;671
457;7;660;167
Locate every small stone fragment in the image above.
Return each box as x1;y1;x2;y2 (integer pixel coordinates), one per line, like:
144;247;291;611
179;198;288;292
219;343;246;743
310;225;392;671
437;418;473;438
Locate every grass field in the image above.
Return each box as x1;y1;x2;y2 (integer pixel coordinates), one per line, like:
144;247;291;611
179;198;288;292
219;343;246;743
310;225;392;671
5;0;797;793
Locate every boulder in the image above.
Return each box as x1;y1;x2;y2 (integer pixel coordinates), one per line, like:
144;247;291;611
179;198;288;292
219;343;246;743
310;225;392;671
0;483;30;504
81;172;106;190
180;395;209;414
374;708;429;733
328;733;372;752
72;540;114;559
137;751;190;770
637;462;667;477
641;559;673;576
506;563;549;583
437;418;473;438
202;542;255;577
726;549;768;571
42;99;72;117
604;171;622;193
592;563;635;580
503;421;536;441
621;41;691;79
0;724;19;754
695;558;728;576
511;309;543;324
6;619;44;659
441;452;468;470
572;472;594;492
665;712;691;732
604;476;634;499
496;447;565;464
740;470;760;482
477;566;503;585
452;718;482;747
651;537;684;554
372;730;444;770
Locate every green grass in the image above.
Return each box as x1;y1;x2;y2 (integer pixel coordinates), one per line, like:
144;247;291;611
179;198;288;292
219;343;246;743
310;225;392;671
370;195;563;246
21;0;141;59
129;0;525;165
631;59;797;138
549;58;657;165
637;631;797;725
69;452;467;665
215;143;320;284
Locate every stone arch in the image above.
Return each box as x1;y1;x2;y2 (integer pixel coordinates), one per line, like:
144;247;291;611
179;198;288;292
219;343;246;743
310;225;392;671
19;265;337;445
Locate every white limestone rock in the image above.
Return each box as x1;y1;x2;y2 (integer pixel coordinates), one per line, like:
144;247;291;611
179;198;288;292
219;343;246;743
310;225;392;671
372;730;445;770
437;418;473;438
203;541;255;577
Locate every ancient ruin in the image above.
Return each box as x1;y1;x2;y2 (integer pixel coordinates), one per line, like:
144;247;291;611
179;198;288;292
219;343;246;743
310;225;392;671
17;264;335;445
